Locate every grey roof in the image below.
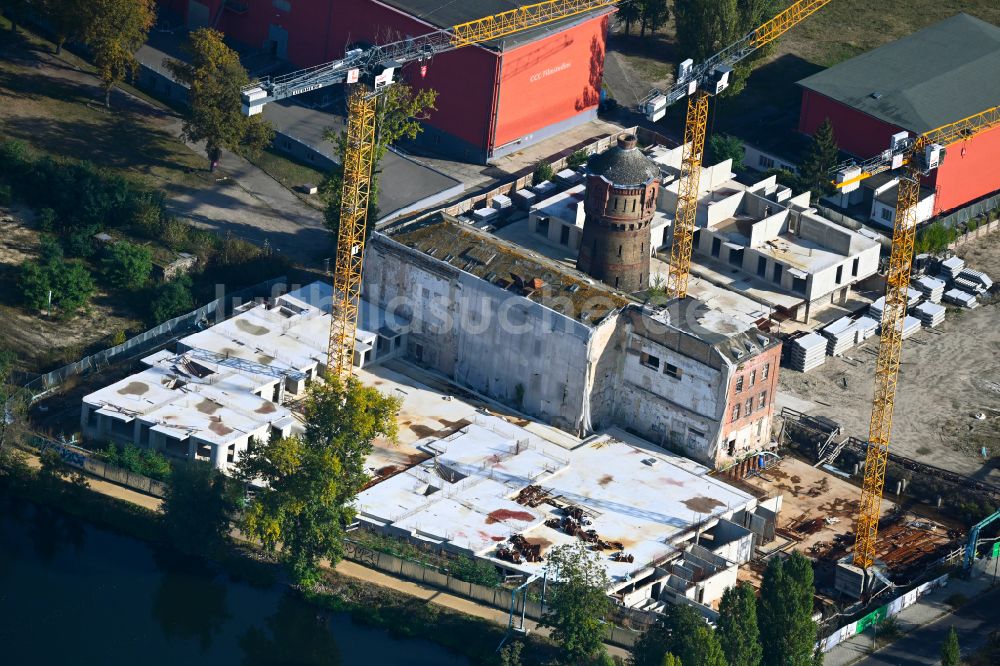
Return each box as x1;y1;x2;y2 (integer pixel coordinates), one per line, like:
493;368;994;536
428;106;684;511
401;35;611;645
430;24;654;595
797;13;1000;135
586;141;660;188
377;0;612;50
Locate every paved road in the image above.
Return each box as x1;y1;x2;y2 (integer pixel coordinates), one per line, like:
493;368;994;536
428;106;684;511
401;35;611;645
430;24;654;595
853;585;1000;666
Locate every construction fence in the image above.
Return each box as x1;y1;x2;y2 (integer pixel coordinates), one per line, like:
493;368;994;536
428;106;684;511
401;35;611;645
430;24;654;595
343;538;646;648
24;276;289;397
31;435;168;498
817;573;950;653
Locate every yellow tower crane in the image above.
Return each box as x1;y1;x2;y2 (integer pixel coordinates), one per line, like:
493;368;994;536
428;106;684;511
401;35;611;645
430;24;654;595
834;104;1000;570
240;0;835;379
241;0;619;378
641;0;835;298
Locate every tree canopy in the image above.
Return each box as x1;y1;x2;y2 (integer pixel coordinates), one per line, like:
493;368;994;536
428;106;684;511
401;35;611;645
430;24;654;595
540;541;612;664
19;255;94;316
163;461;237;556
103;241;152;289
798;118;839;199
149;275;195;324
81;0;156;108
167;28;275;170
940;626;960;666
707;134;746;170
235;378;400;585
717;582;762;666
321;83;437;241
42;0;91;53
758;552;821;666
632;603;726;666
674;0;738;62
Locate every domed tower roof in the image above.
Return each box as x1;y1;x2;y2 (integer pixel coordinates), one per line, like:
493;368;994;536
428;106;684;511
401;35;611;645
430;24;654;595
585;133;660;188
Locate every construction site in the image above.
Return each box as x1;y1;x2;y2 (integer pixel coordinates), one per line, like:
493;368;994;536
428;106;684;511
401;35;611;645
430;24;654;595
20;0;996;653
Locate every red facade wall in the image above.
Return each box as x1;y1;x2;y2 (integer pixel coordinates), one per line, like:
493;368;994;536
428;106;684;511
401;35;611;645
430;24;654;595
493;15;609;149
799;89;1000;214
721;345;781;439
163;1;606;156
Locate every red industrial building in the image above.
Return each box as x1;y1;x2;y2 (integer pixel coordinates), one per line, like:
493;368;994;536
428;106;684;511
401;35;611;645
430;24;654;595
159;0;613;163
797;13;1000;215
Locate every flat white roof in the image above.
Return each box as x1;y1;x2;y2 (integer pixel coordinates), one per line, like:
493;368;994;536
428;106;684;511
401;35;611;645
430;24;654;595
355;416;754;583
530;183;585;225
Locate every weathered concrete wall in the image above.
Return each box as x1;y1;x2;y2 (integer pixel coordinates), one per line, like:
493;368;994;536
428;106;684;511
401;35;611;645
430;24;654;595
365;235;604;433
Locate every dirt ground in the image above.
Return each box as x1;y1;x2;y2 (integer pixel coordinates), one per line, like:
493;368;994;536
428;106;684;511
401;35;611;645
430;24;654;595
0;206;142;368
779;239;1000;485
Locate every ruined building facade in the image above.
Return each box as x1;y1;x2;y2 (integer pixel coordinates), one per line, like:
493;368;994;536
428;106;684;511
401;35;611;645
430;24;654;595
577;134;660;292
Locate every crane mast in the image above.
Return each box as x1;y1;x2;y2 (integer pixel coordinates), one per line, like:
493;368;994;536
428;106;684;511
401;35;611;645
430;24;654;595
836;104;1000;570
643;0;835;298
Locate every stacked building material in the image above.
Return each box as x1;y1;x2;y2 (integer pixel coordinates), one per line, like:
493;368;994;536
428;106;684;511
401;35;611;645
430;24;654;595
939;256;966;280
853;316;879;341
472;207;499;224
789;333;827;372
958;268;993;292
943;288;979;308
913;276;946;303
532;180;558;197
492;194;513;211
513;188;538;210
953;276;986;295
901;316;922;340
869;289;921;321
913;301;946;328
822;317;857;356
555;168;583;186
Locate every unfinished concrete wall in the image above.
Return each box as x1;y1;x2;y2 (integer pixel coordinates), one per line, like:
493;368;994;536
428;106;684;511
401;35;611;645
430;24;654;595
365;235;604;433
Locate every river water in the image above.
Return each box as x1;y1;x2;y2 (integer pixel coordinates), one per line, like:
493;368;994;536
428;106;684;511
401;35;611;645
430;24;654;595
0;496;468;665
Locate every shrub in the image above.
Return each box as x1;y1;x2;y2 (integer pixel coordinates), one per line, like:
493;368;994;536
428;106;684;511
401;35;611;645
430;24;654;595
707;134;746;170
19;257;94;316
161;217;190;250
567;149;589;169
0;183;11;205
102;443;171;481
533;161;555;185
102;241;153;290
37;208;58;231
149;275;195;324
449;555;502;587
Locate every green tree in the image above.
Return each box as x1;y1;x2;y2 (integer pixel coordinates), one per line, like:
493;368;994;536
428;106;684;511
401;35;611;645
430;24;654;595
940;626;960;666
0;0;32;32
167;28;275;171
19;256;94;315
163;461;236;556
498;640;524;666
533;160;555;185
321;83;437;240
798;119;839;198
235;378;400;585
717;582;762;666
639;0;670;37
632;604;725;666
42;0;92;54
724;0;784;96
540;541;611;664
707;134;746;170
81;0;155;108
758;552;820;666
674;0;738;62
103;241;152;289
567;149;590;169
662;654;682;666
618;2;641;35
149;275;195;323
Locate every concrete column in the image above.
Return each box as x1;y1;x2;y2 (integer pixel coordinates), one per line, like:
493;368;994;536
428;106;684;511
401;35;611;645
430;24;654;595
187;439;197;461
210;444;226;470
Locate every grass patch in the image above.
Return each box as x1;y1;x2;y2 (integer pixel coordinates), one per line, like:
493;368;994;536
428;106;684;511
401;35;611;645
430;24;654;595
248;148;326;210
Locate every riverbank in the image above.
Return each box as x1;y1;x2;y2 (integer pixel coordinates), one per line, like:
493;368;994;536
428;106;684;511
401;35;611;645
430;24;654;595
0;456;561;665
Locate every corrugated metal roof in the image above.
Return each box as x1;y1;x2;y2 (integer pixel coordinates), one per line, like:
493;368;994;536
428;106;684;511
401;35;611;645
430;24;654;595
797;13;1000;135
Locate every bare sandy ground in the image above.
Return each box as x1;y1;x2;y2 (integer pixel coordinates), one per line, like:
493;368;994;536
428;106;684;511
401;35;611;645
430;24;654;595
779;238;1000;485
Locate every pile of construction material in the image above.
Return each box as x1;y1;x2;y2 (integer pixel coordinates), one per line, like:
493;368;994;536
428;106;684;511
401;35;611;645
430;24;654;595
913;301;946;327
491;194;513;212
912;276;945;303
789;333;827;371
954;268;992;295
901;315;923;339
869;289;922;321
939;256;965;281
821;316;880;356
512;188;538;209
943;288;979;308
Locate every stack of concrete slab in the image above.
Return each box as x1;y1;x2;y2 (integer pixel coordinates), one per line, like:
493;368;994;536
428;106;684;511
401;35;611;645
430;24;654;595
512;188;538;210
901;315;923;340
491;194;513;211
853;316;879;341
953;276;986;295
532;180;558;198
869;290;920;321
913;301;946;328
822;317;857;356
789;333;827;372
555;168;583;186
472;207;499;225
943;288;979;308
958;268;993;292
912;276;945;303
939;256;966;280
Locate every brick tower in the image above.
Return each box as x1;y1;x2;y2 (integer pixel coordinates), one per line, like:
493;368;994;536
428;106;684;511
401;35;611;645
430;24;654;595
577;133;660;292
